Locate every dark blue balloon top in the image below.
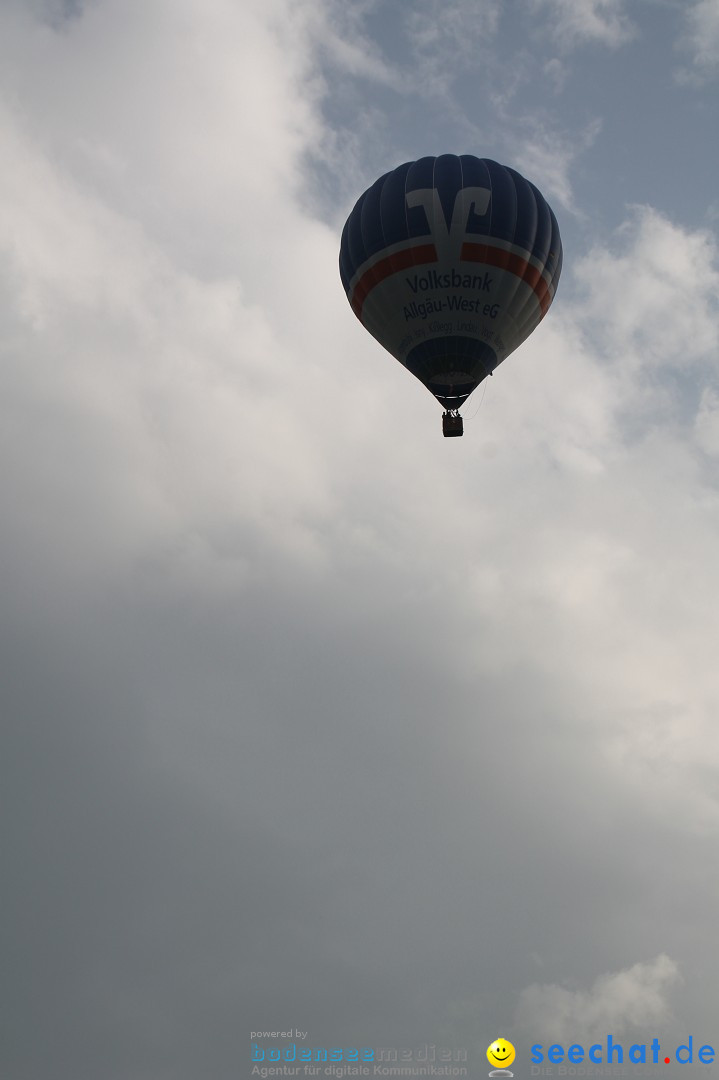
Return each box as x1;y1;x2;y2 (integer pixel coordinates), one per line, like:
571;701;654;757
340;155;562;295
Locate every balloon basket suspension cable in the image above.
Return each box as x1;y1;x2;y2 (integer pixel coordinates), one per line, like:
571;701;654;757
462;378;489;423
442;410;464;438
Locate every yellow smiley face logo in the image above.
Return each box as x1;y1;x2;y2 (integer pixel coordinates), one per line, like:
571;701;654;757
487;1038;516;1068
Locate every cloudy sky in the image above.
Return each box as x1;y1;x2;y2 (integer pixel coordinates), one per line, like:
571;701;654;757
2;1;719;1077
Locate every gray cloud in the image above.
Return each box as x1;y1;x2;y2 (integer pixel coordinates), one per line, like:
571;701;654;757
2;2;719;1078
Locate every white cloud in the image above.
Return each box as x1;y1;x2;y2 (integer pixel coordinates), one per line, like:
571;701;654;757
676;0;719;83
543;56;569;93
440;206;719;844
511;116;602;212
574;207;719;379
408;0;501;58
0;0;327;279
694;386;719;456
314;0;404;89
515;955;681;1043
405;0;502;96
0;0;354;605
528;0;636;50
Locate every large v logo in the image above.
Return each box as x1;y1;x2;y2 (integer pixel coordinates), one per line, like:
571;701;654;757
406;187;491;261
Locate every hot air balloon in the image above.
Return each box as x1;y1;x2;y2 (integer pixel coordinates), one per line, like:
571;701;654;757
339;155;562;436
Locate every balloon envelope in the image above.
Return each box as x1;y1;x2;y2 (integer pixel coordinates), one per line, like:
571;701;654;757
339;155;562;410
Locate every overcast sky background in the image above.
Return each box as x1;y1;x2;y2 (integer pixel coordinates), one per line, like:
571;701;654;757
2;1;719;1077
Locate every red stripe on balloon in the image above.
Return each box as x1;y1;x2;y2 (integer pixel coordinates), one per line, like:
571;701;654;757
461;242;552;316
350;241;553;319
350;244;438;318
